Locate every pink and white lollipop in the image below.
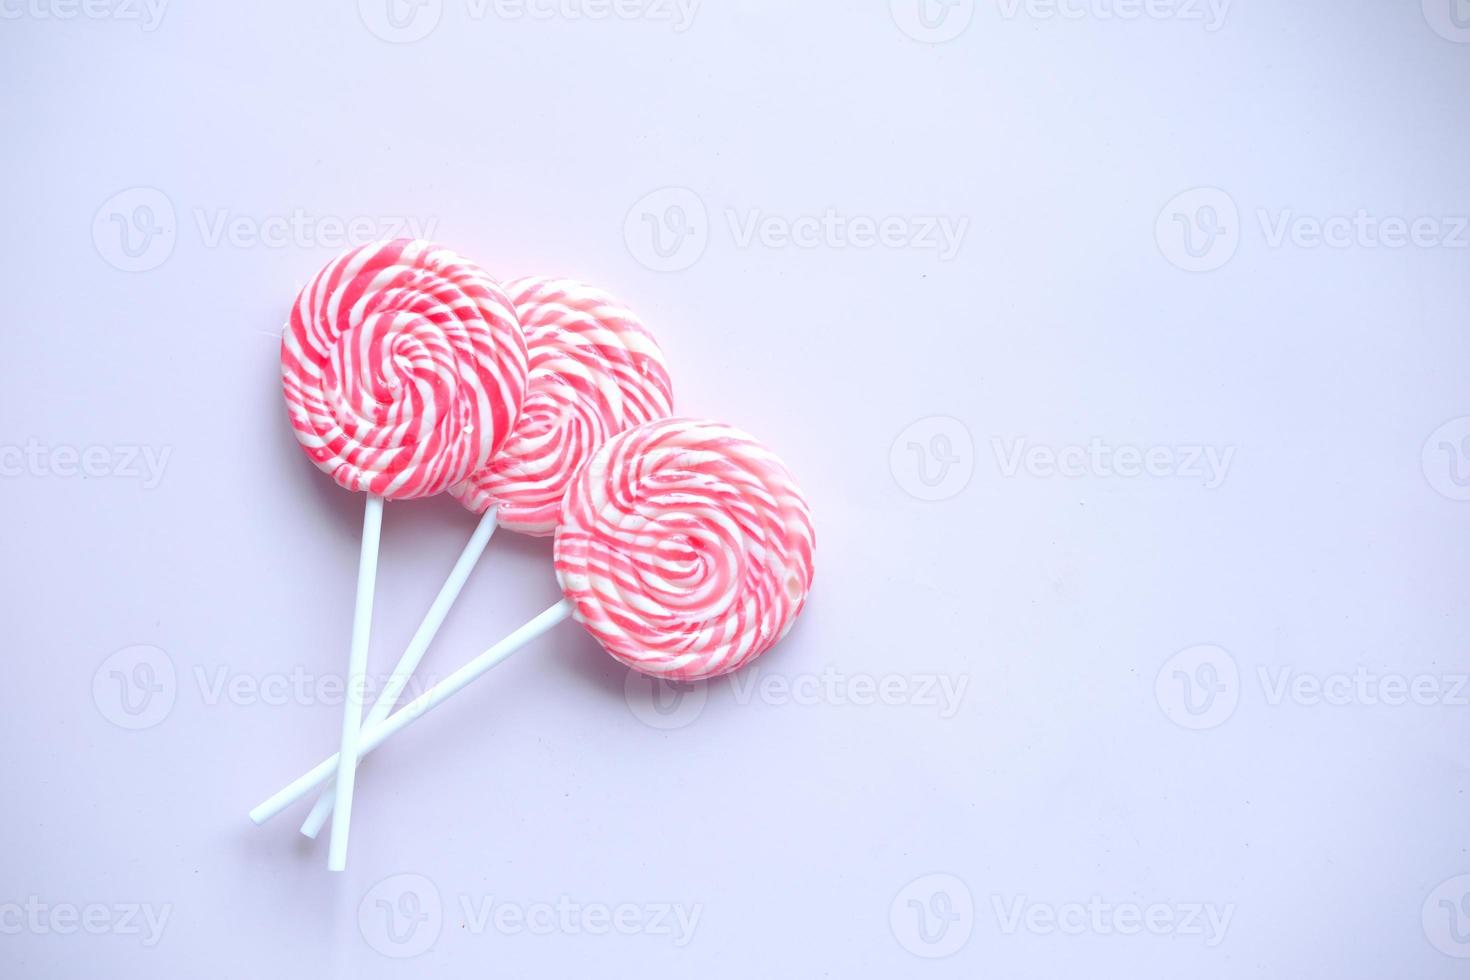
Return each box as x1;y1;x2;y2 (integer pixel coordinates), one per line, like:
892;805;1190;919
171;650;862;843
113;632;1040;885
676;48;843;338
250;418;814;826
451;275;675;531
292;276;674;839
282;239;526;499
281;239;527;869
555;418;815;681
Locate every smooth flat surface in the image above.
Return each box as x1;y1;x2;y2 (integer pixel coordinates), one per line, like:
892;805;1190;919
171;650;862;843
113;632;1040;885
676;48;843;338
3;2;1469;976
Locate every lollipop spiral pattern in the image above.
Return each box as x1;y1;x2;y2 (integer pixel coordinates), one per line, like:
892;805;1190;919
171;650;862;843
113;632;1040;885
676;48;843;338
451;276;674;533
281;239;528;499
554;418;815;682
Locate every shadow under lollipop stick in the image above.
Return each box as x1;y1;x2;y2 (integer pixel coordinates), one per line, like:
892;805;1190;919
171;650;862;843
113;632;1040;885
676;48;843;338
248;599;573;827
299;505;499;839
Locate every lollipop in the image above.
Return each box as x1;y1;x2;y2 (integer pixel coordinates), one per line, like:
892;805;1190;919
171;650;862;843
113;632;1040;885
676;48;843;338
281;239;528;869
555;418;813;680
293;276;674;840
249;418;815;826
453;276;675;532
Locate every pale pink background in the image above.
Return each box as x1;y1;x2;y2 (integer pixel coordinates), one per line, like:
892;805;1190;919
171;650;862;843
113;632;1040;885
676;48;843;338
2;2;1469;977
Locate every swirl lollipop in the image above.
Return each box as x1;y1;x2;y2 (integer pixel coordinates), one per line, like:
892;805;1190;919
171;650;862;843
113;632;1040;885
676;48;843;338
453;276;675;532
281;239;527;869
555;418;814;680
249;418;814;827
293;276;674;839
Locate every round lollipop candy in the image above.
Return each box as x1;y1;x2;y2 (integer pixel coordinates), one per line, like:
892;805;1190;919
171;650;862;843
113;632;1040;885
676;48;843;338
281;239;528;869
294;276;674;839
249;418;815;826
453;276;675;532
554;417;814;680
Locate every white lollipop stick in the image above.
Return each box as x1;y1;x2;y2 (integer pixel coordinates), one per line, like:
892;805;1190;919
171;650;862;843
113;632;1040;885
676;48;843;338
299;506;500;839
248;599;573;827
326;492;384;871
